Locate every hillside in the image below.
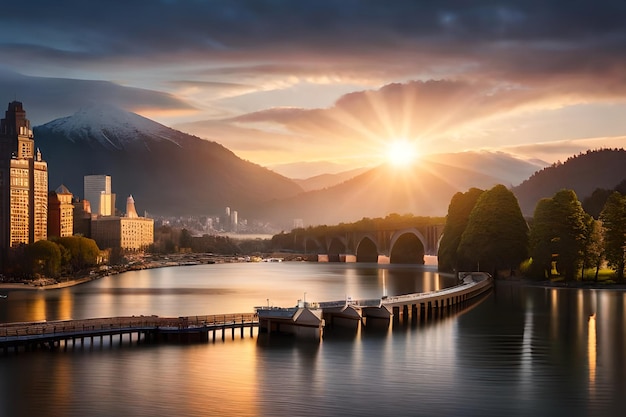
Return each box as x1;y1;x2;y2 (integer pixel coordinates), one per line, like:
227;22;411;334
512;148;626;216
293;167;371;191
257;152;540;228
35;104;303;217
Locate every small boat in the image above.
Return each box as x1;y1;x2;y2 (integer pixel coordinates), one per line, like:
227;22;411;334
0;294;7;299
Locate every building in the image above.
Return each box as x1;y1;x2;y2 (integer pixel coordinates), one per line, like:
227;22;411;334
84;174;115;216
0;101;48;254
90;195;154;250
72;198;92;237
48;184;74;238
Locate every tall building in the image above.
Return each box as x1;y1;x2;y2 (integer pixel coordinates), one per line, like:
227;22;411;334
84;174;115;216
48;184;74;238
0;101;48;254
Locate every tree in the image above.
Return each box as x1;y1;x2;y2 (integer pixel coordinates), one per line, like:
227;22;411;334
528;198;558;280
179;228;193;251
528;190;589;281
438;188;484;272
551;190;588;281
581;216;604;281
25;240;62;278
54;236;101;272
600;192;626;281
457;184;529;275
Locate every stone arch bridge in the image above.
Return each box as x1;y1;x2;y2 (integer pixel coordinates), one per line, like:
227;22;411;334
298;224;444;264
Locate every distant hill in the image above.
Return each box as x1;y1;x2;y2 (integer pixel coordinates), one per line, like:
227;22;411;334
258;152;544;228
35;104;303;217
512;148;626;216
293;167;371;191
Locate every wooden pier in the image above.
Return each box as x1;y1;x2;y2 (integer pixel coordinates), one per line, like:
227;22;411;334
0;313;258;354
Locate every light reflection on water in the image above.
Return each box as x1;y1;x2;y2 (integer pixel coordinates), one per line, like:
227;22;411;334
0;264;625;417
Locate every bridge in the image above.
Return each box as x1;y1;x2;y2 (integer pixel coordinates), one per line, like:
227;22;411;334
0;273;492;351
288;223;445;264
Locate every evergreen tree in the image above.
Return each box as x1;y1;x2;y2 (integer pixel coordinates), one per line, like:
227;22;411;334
438;188;484;272
457;184;529;275
600;192;626;281
528;198;558;279
551;189;588;281
581;216;604;281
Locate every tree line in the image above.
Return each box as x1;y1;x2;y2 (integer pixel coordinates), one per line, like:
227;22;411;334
3;236;101;280
438;184;626;282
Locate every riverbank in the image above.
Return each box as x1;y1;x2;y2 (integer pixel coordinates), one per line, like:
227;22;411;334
0;253;235;292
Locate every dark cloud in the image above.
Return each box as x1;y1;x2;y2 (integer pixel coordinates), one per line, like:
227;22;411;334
2;1;626;85
0;69;193;125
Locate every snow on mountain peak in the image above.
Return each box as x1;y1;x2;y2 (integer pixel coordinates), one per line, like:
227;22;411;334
40;103;182;150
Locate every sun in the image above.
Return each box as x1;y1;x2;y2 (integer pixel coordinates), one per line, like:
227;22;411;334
386;139;419;167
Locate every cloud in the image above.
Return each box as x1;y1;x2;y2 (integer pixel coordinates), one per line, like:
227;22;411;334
0;69;193;125
3;1;626;173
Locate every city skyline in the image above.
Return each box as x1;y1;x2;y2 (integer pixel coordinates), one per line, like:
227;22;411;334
2;1;626;177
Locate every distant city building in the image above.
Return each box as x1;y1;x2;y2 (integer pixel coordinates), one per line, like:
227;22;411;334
0;101;48;254
72;198;92;237
84;175;115;216
293;218;304;229
231;210;238;232
90;195;154;250
48;184;74;238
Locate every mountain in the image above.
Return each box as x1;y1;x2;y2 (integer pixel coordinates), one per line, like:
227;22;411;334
257;152;544;228
293;167;371;191
35;104;304;217
512;148;626;216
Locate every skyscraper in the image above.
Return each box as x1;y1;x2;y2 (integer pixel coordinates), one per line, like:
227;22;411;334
0;101;48;254
84;174;115;216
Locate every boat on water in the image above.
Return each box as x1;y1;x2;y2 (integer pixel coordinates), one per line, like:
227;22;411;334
0;294;7;299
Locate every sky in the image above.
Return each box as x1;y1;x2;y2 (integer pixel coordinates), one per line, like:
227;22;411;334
2;0;626;178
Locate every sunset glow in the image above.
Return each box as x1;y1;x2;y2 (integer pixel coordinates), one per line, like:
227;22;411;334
386;139;419;167
1;2;626;178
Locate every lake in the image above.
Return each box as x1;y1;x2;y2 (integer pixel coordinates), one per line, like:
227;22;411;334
0;262;624;417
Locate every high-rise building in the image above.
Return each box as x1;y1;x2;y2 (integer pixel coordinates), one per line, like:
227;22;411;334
0;101;48;254
84;174;116;216
48;184;74;238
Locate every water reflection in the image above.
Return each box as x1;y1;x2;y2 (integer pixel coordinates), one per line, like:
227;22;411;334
2;265;626;417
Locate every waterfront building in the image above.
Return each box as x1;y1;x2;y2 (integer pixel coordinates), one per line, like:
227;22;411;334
48;184;73;238
0;101;48;254
90;195;154;250
83;174;115;216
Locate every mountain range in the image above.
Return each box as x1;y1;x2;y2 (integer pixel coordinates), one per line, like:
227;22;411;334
33;105;626;229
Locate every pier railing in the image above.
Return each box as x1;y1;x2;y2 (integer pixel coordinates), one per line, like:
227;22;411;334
0;313;258;339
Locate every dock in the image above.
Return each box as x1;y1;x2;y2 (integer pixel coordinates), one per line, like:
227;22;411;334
0;272;493;353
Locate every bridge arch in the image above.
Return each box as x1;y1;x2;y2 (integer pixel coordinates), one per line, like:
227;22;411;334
327;236;347;262
356;235;379;263
304;237;324;254
389;228;426;264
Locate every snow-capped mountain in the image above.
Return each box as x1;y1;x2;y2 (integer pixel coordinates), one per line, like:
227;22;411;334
35;105;303;218
42;104;188;151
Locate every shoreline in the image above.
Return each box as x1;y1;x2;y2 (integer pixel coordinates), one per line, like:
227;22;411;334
0;253;246;292
3;262;626;293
